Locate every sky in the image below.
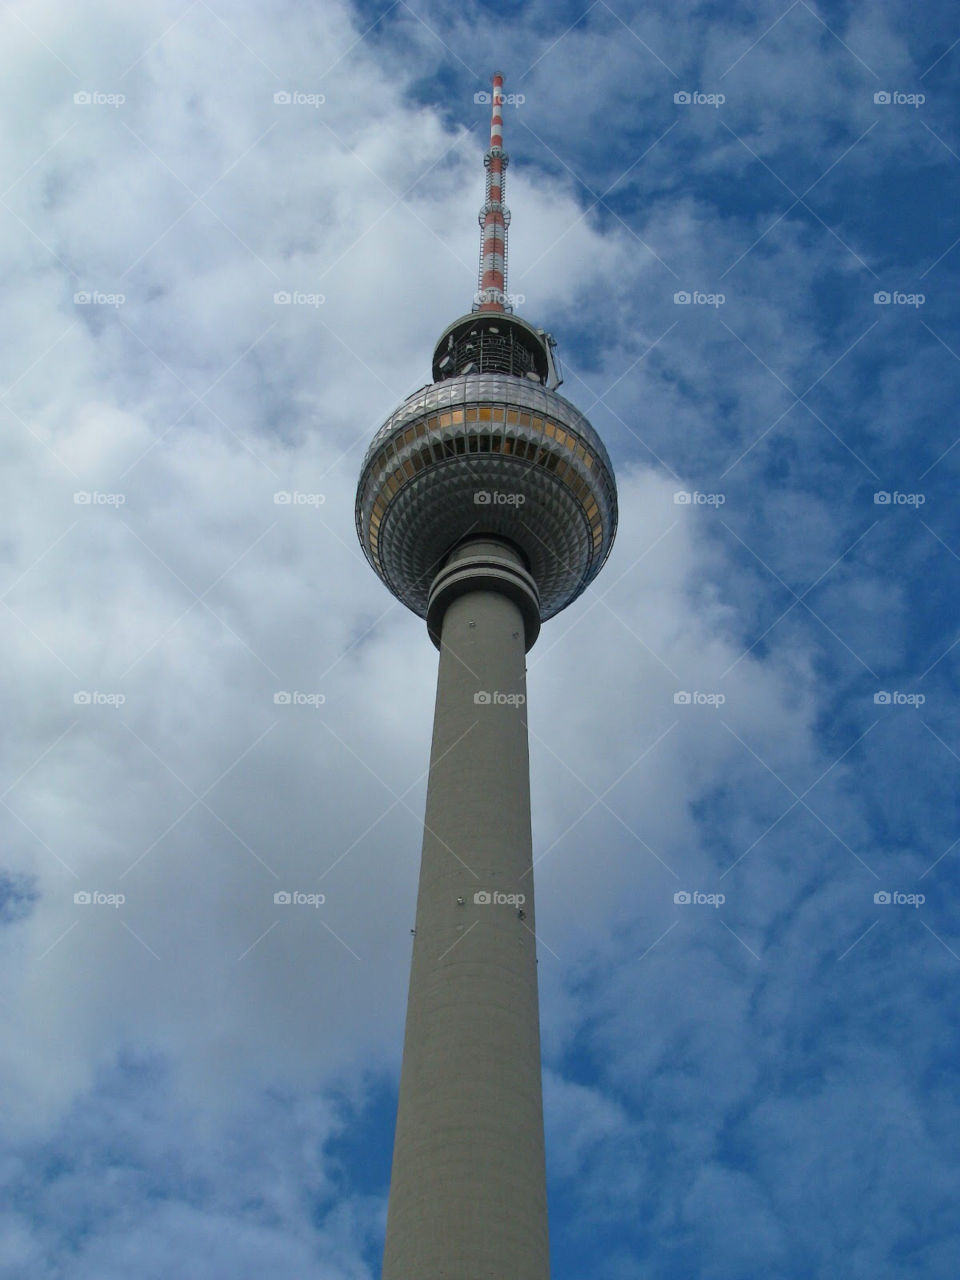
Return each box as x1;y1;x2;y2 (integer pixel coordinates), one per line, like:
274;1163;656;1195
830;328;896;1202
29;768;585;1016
0;0;958;1276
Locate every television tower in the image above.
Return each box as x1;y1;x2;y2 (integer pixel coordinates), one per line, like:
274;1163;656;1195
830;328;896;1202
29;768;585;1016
356;73;618;1280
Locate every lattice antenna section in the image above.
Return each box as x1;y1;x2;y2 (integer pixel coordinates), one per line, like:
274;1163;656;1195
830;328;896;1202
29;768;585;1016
474;73;511;313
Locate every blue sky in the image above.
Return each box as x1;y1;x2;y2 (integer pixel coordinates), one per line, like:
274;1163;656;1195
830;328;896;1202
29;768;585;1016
0;1;958;1276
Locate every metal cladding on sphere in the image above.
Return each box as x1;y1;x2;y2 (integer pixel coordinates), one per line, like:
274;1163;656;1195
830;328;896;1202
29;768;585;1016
356;368;617;642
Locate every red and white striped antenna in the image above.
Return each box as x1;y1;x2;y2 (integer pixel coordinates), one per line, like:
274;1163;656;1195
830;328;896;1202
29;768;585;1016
474;73;511;313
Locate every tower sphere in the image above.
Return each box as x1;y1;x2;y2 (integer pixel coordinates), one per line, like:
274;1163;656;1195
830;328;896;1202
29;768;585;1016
355;312;618;645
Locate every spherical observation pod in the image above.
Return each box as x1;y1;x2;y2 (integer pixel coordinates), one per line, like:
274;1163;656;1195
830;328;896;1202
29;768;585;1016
355;372;618;641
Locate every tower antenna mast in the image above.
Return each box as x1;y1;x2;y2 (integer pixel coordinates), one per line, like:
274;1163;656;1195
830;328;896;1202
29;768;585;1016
475;72;511;313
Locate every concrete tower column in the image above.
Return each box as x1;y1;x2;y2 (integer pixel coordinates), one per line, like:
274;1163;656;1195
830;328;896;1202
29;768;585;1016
382;537;550;1280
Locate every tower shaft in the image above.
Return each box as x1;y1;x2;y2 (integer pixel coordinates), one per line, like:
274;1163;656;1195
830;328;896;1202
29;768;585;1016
382;539;550;1280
